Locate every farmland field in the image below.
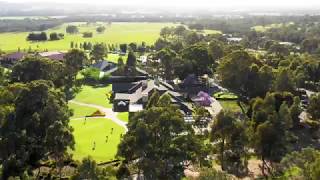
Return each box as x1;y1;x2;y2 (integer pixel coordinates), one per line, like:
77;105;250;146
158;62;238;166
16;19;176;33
251;22;294;32
70;118;125;163
0;22;178;52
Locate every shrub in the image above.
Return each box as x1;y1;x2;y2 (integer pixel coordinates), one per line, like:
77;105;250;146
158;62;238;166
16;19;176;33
99;74;110;84
27;32;47;41
49;32;64;40
90;110;106;117
81;68;100;84
96;26;106;33
66;25;79;34
83;32;93;38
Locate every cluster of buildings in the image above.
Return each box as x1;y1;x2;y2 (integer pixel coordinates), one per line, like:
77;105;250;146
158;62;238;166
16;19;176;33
0;51;66;66
110;68;223;123
0;50;224;123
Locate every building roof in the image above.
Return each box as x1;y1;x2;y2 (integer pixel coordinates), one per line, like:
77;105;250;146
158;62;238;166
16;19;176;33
92;60;110;71
191;91;213;106
129;104;144;112
39;51;65;61
227;37;242;42
3;52;26;61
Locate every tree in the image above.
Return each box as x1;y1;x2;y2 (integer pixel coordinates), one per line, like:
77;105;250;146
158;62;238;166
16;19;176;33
0;66;9;86
126;51;136;67
307;93;320;120
146;90;160;109
128;42;137;52
45;121;74;178
90;43;108;61
117;95;204;179
11;56;65;87
27;32;48;41
70;41;74;49
96;26;106;33
193;105;212;128
65;49;88;75
155;48;177;80
0;80;74;179
273;68;296;93
174;25;187;40
72;157;107;180
217;50;255;97
83;32;93;38
184;31;202;45
280;148;320;179
290;96;302;128
249;92;294;176
49;32;63;40
64;49;88;99
181;43;214;76
268;43;290;56
66;25;79;34
210;111;236;170
208;40;224;61
119;44;127;53
160;26;173;40
253;121;278;176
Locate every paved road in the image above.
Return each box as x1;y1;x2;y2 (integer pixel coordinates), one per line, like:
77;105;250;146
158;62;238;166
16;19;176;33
69;100;128;132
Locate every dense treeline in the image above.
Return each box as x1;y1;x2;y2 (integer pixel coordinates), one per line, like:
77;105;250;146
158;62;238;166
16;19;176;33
143;24;320;179
0;19;62;32
186;15;320;34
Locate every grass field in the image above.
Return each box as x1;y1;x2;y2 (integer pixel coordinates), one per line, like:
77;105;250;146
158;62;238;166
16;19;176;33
70;118;125;163
107;53;128;63
73;85;112;108
68;103;97;119
0;22;177;52
219;100;242;113
117;112;129;123
251;22;294;32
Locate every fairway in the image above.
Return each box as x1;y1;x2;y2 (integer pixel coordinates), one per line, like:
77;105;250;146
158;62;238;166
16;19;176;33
70;118;125;163
0;22;177;52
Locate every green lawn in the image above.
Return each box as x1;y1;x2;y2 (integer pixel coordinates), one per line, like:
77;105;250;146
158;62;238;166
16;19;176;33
213;92;238;100
73;85;112;108
107;53;128;63
0;22;177;52
251;22;294;32
70;118;125;163
117;112;129;123
219;100;242;113
202;29;222;35
68;103;97;119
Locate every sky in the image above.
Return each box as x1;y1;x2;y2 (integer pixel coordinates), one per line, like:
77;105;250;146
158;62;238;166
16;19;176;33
5;0;320;8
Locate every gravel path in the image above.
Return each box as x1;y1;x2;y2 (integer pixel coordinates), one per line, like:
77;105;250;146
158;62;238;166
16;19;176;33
69;100;128;132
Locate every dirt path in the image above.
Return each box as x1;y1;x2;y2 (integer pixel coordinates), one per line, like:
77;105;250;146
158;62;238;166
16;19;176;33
69;100;128;132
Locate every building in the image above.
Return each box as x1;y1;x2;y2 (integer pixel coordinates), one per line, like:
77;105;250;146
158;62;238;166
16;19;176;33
0;52;26;65
39;51;65;61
